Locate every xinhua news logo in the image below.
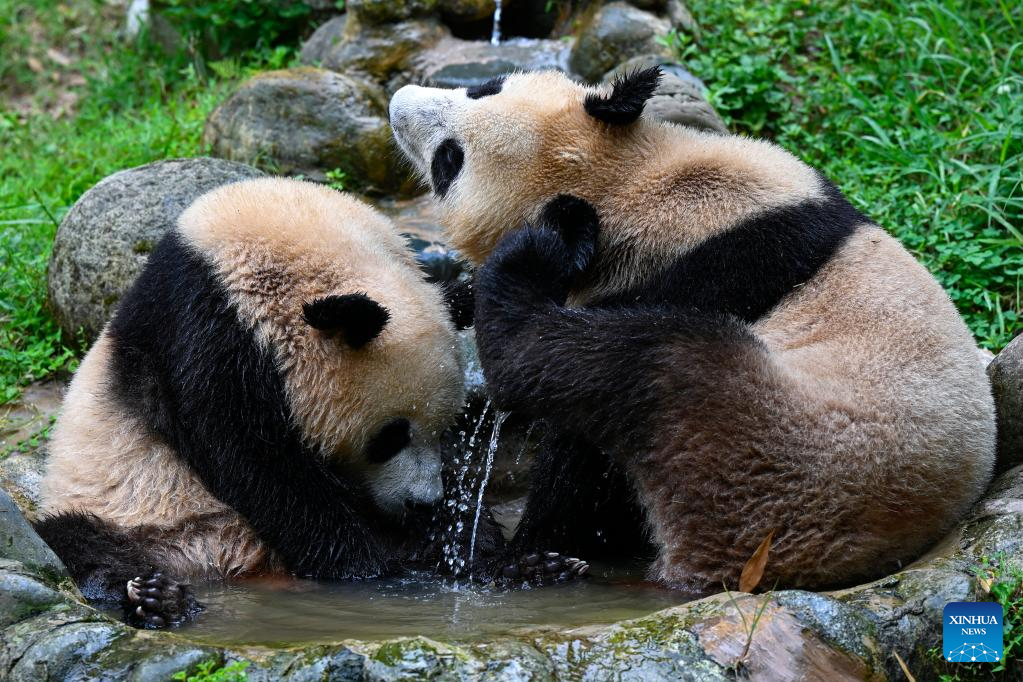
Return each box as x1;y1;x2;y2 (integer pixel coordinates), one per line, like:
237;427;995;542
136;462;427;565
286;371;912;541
942;602;1003;663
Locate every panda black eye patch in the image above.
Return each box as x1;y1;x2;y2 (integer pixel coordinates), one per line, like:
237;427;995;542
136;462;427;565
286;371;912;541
365;418;412;464
466;76;505;100
431;138;464;199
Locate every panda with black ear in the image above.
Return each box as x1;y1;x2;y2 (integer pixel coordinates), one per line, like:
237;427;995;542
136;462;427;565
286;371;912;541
389;69;997;593
34;177;484;628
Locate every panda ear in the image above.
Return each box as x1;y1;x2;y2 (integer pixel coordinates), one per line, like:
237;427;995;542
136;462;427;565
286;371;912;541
303;294;390;349
584;66;662;126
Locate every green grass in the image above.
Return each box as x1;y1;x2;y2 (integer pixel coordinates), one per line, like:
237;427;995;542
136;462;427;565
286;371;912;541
665;0;1022;350
0;1;294;405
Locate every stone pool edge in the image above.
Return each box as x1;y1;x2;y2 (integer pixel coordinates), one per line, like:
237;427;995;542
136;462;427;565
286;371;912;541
3;465;1022;681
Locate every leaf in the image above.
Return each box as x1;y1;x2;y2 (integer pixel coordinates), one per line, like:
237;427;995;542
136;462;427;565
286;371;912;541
739;530;774;593
979;576;994;594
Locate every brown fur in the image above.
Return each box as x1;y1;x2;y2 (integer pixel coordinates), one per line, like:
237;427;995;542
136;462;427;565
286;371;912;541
390;71;996;590
40;178;464;578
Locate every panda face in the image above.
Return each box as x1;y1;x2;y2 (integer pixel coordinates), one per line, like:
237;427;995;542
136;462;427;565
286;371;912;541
178;178;465;522
360;417;444;518
389;69;662;266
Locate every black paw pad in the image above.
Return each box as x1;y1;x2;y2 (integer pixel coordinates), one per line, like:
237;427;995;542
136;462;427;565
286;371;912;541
497;551;590;586
125;571;200;629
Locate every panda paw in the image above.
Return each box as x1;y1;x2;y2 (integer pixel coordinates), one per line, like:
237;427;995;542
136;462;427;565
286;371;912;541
125;571;201;628
537;194;600;275
495;551;590;586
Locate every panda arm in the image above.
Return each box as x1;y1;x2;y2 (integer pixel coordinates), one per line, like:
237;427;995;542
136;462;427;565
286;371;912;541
473;225;758;445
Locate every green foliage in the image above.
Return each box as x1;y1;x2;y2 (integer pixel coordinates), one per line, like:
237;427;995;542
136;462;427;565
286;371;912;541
0;1;295;405
172;659;249;682
927;555;1022;680
158;0;315;58
665;0;1022;350
325;167;349;192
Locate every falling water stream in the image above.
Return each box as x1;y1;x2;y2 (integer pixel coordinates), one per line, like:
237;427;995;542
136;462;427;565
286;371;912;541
468;409;508;577
490;0;503;45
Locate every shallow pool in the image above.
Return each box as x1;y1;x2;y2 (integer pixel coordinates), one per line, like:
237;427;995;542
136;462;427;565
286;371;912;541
173;563;686;645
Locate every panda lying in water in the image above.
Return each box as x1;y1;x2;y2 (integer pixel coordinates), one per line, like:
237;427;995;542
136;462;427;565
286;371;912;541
389;67;997;594
35;178;585;628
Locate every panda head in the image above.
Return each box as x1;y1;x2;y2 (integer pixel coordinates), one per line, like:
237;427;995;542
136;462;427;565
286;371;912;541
179;178;466;520
389;68;662;265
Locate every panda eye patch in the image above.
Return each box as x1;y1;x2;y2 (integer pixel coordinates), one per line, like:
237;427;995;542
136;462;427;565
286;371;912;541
431;138;464;199
466;76;505;100
365;418;412;464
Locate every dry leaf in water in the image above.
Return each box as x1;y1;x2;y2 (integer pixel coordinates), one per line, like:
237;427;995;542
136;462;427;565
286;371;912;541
739;530;774;593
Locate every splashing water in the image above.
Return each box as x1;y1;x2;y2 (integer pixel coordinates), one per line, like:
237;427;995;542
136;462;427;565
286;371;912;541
440;400;493;581
490;0;502;45
468;409;508;578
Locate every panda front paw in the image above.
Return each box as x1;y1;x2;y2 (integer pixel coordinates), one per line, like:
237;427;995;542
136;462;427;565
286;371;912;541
495;551;590;586
537;194;600;276
125;571;201;628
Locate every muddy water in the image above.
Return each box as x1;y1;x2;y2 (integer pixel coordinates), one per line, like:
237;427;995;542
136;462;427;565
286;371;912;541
177;564;685;645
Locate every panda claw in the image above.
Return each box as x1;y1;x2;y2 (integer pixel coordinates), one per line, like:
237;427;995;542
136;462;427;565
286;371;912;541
125;570;200;629
127;578;143;603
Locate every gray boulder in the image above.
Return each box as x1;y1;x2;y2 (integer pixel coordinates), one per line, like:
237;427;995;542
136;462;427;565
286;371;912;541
315;18;449;88
0;487;66;581
47;158;263;342
298;14;348;65
204;67;415;194
570;2;672;83
604;56;727;133
415;36;572;89
988;334;1023;473
438;0;497;23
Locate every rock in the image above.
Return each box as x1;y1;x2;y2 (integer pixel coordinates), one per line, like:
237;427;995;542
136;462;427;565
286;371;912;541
203;67;413;194
988;334;1023;473
666;0;698;36
346;0;437;25
47;158;263;342
0;381;63;516
0;488;66;580
569;2;672;83
438;0;496;23
298;14;348;65
316;18;449;88
376;194;468;282
415;36;572;89
604;56;728;133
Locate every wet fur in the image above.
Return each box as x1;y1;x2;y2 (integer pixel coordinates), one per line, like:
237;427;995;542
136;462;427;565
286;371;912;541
390;70;997;591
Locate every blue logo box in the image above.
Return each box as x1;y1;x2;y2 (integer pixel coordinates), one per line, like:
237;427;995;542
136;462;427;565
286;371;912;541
942;601;1003;662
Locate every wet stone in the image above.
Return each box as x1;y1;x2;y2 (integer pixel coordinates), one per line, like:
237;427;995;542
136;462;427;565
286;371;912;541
988;334;1023;472
415;36;572;89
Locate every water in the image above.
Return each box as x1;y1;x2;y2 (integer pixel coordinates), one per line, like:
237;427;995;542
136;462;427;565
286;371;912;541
440;401;494;578
490;0;502;45
468;410;507;575
176;565;684;645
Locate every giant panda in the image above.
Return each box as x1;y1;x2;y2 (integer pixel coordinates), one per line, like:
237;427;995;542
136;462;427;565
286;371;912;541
387;68;998;593
35;177;477;627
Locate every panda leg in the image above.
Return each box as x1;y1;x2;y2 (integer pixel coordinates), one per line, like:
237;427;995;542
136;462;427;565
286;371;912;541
34;511;200;628
507;429;651;559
